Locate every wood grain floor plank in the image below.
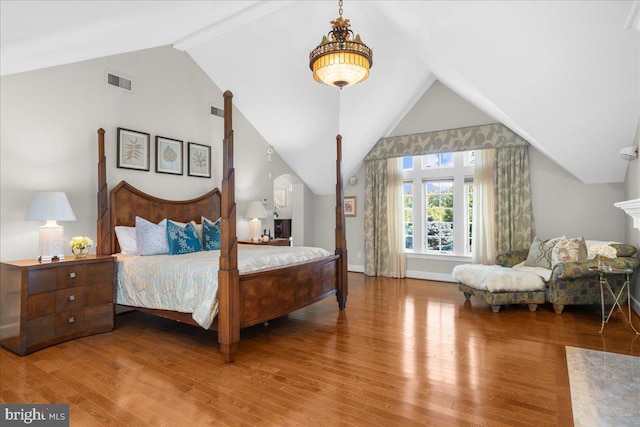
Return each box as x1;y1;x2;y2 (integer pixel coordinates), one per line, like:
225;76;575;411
2;273;639;426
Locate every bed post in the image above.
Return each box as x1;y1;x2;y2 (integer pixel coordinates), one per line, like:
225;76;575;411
96;128;111;256
218;91;240;363
335;135;348;310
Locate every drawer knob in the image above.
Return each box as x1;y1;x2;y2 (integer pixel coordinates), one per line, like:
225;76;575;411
69;272;76;279
68;295;75;302
68;317;75;324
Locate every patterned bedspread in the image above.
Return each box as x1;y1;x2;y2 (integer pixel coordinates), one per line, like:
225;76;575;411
116;245;332;328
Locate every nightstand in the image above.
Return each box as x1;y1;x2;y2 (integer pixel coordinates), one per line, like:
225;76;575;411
0;255;116;355
239;238;291;247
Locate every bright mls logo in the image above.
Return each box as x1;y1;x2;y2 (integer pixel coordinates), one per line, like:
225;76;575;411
1;404;69;426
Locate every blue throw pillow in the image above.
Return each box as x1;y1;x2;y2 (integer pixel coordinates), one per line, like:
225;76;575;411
202;216;221;251
136;217;169;256
167;220;203;255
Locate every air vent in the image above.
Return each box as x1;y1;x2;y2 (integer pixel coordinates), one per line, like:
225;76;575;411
106;71;132;92
210;106;224;118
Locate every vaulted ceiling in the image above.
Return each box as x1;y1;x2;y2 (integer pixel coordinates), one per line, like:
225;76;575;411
2;1;639;194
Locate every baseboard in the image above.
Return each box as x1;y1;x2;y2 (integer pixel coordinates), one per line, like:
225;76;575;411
631;294;640;318
348;264;365;273
346;265;455;283
406;270;456;283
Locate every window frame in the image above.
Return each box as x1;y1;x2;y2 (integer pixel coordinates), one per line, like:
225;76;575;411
402;151;474;258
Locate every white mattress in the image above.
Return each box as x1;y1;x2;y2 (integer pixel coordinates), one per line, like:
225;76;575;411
115;245;332;329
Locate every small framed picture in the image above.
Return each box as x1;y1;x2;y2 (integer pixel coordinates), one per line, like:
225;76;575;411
117;128;150;171
188;142;211;178
155;136;183;175
344;196;357;217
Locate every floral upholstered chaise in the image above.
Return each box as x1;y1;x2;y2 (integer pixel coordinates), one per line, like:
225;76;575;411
453;238;639;314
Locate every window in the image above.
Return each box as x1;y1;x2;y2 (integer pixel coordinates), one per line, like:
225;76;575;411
403;183;413;250
402;151;474;257
425;180;453;252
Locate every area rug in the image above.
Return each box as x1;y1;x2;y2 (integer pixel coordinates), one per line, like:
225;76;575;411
566;346;640;427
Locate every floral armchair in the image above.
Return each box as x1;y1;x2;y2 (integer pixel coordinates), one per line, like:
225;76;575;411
496;243;639;314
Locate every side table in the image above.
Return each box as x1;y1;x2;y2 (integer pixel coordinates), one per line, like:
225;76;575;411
588;266;639;334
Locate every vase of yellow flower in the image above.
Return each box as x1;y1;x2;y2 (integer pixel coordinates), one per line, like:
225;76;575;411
69;236;93;259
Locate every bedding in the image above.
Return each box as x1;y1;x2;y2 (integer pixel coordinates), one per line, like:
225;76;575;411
116;245;332;328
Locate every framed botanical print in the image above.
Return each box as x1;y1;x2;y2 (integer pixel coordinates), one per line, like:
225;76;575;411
188;142;211;178
117;128;150;171
155;136;183;175
344;196;357;217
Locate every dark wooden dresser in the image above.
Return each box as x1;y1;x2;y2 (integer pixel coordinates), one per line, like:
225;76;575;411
0;255;116;355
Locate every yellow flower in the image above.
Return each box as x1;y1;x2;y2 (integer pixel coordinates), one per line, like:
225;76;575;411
69;236;93;250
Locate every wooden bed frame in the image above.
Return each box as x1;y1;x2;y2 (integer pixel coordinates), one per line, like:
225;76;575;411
96;91;348;363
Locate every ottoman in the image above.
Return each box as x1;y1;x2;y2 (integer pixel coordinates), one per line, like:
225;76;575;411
452;264;546;313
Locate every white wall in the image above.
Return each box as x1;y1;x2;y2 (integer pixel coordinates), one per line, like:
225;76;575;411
623;118;640;316
343;80;627;281
0;45;299;261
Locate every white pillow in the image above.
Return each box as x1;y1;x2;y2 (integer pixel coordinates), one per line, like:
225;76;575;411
114;226;137;254
135;217;169;256
585;240;620;251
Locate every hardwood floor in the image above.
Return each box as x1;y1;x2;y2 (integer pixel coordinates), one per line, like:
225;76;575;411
2;272;639;426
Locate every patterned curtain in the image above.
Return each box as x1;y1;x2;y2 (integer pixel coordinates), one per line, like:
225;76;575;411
494;146;535;253
364;159;389;276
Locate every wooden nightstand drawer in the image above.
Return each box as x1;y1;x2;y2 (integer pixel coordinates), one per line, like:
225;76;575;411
56;287;86;312
1;256;116;355
27;292;56;320
56;264;87;289
26;315;55;346
85;283;114;306
84;304;114;330
27;269;56;295
86;262;115;285
56;310;84;335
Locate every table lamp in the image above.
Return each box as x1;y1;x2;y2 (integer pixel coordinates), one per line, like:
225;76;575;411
244;200;267;243
25;191;76;261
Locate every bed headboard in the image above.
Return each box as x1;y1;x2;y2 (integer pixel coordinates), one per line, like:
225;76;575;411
106;181;221;254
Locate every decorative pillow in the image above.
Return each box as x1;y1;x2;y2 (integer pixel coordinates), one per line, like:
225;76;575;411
551;236;587;266
610;243;637;257
202;216;221;251
114;225;137;254
524;236;561;269
135;217;169;256
167;220;202;255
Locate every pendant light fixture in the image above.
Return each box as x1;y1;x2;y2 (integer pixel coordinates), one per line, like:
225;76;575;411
309;0;373;88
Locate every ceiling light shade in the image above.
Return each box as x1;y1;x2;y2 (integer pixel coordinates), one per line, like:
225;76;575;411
309;0;373;88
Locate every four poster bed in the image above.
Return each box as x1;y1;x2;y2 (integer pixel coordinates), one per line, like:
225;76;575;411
96;91;348;363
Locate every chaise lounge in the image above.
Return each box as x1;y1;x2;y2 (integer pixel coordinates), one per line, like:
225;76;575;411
454;239;639;314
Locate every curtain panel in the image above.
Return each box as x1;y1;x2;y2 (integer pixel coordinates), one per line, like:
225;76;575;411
472;148;497;264
494;146;535;253
364;159;389;276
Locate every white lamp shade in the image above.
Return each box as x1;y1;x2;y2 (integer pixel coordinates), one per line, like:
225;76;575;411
244;201;267;242
25;192;75;261
244;201;267;220
25;192;76;221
